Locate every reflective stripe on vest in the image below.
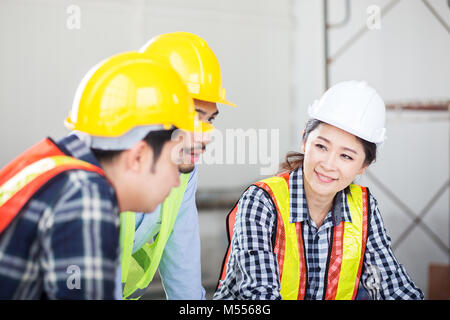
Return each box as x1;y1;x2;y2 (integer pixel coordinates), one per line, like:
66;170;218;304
120;172;190;299
253;173;304;300
217;173;369;300
326;184;369;300
0;138;105;234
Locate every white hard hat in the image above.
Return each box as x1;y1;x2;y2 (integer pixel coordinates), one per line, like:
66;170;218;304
308;81;386;145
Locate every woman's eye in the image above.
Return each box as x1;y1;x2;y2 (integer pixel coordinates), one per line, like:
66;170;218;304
315;144;326;150
341;154;353;160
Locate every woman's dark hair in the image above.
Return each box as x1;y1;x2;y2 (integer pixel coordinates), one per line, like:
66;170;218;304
278;119;377;173
92;128;177;170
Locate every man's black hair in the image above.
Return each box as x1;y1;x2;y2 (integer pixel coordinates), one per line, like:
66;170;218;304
91;128;177;170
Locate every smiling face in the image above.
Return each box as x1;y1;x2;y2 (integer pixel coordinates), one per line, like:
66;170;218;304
301;122;369;199
178;99;218;173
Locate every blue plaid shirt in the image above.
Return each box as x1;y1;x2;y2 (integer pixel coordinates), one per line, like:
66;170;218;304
0;134;120;299
214;167;424;300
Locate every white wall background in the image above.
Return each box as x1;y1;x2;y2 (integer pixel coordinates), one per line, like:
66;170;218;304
0;0;448;298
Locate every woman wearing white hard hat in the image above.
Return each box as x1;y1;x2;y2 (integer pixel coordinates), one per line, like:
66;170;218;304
215;81;424;300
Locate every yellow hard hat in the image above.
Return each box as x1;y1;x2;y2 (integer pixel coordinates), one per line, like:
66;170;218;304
65;51;213;137
140;32;236;107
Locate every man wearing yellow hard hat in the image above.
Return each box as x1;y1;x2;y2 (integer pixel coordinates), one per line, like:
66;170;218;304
0;51;212;299
118;32;236;300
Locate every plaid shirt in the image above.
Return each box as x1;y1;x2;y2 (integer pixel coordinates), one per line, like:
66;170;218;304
214;167;424;300
0;134;120;299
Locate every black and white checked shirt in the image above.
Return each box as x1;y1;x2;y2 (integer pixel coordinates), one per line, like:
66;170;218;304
214;167;424;300
0;135;120;299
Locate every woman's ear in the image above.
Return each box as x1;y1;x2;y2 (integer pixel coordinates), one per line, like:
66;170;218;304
357;163;369;176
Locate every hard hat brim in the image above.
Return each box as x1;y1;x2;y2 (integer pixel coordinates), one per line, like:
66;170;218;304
192;94;237;108
64;115;215;137
217;97;237;108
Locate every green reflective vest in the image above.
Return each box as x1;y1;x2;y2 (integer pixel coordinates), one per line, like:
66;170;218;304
120;173;190;299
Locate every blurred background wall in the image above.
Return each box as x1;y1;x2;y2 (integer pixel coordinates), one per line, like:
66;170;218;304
0;0;448;299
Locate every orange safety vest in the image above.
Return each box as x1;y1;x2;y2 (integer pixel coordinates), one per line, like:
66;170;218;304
0;138;105;234
218;172;370;300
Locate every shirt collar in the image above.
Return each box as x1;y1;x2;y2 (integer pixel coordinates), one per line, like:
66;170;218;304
289;166;352;226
